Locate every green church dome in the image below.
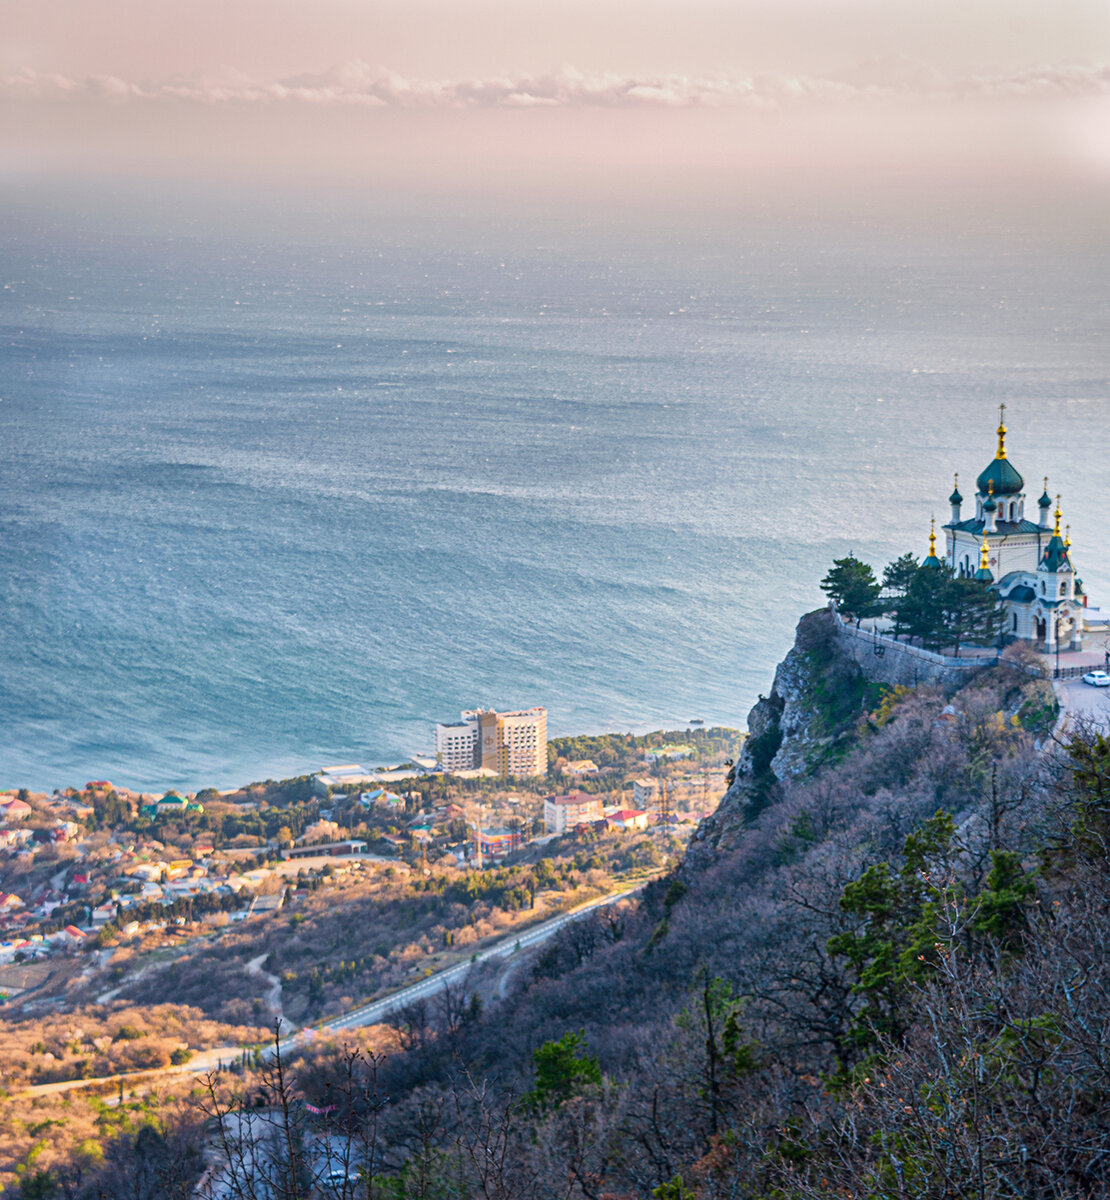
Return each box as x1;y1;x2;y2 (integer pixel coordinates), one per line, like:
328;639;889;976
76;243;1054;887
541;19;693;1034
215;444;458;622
976;457;1023;497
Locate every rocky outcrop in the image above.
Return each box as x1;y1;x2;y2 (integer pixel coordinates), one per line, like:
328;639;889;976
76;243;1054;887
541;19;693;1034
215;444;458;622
685;607;868;866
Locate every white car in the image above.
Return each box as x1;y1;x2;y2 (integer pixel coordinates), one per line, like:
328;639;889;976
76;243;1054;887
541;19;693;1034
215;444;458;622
1082;670;1110;688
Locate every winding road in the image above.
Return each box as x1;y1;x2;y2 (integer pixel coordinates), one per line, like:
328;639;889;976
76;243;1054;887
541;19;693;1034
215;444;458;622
16;884;646;1096
268;884;643;1056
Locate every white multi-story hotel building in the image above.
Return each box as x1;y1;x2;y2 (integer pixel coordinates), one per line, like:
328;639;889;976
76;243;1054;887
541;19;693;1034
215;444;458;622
434;706;548;777
434;720;480;773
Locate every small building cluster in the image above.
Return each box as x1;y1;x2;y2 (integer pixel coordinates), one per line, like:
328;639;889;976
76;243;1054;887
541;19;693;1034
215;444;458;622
541;791;651;836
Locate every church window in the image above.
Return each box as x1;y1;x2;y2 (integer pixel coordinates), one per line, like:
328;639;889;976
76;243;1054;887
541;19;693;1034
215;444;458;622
1012;612;1017;631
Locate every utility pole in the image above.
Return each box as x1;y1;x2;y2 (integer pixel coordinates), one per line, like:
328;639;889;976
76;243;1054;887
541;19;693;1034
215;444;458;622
657;774;671;826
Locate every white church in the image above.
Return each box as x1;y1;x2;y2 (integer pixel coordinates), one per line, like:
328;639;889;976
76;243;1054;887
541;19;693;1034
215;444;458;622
937;406;1091;654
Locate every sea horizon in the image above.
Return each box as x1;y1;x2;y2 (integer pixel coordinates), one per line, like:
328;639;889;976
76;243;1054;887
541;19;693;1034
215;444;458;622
3;178;1108;795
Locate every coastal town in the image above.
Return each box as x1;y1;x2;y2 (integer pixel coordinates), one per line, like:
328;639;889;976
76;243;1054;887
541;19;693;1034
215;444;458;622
0;721;737;1009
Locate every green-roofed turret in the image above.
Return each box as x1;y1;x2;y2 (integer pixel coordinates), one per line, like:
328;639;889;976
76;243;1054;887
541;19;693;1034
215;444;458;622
948;473;963;525
1037;477;1052;529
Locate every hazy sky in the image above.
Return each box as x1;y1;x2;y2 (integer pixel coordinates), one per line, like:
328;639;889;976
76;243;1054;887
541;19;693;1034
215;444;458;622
3;0;1109;202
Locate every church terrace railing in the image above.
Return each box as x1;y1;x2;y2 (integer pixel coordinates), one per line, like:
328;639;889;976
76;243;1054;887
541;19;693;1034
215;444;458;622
837;617;999;670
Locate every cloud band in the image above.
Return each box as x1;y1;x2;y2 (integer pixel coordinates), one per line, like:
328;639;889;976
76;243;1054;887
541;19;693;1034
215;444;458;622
4;61;1108;110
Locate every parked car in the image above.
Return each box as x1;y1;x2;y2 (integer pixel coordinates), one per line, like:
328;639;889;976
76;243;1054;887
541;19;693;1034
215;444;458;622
1082;670;1110;688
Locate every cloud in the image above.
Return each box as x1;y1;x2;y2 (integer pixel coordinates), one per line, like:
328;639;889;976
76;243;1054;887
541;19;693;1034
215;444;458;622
3;61;1108;110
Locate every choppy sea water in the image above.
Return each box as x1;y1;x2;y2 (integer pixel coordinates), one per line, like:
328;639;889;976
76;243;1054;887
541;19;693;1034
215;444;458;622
2;185;1108;792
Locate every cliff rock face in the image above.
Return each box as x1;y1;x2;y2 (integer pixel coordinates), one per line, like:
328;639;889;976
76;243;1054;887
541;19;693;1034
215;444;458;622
686;607;867;866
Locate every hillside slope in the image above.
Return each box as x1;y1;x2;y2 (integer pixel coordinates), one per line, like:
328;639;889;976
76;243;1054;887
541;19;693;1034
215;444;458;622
26;617;1110;1200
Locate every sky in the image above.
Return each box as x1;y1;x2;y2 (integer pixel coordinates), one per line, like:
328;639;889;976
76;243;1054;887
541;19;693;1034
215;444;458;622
3;0;1109;203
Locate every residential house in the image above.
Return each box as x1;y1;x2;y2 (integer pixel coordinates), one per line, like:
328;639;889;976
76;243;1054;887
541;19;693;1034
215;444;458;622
0;798;33;821
472;828;523;859
632;779;657;808
606;808;650;832
60;925;88;949
543;791;604;835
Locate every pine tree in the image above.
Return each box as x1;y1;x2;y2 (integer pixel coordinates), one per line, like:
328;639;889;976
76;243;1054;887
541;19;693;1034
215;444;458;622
881;552;920;637
820;556;881;624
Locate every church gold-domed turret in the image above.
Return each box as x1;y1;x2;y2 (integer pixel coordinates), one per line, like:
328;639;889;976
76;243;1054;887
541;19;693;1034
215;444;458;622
974;539;994;582
1040;495;1072;574
976;404;1024;498
922;516;942;568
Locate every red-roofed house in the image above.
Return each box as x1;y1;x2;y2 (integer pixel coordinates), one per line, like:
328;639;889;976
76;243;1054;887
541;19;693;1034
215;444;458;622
607;808;650;832
0;798;33;822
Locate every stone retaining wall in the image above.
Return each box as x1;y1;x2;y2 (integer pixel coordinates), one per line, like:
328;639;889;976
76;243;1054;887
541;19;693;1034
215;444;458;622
834;619;996;689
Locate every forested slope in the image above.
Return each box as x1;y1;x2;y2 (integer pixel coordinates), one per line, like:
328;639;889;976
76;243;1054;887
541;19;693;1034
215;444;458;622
19;612;1110;1200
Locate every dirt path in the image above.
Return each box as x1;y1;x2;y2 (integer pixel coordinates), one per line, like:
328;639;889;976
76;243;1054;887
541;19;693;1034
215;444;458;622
496;956;522;1001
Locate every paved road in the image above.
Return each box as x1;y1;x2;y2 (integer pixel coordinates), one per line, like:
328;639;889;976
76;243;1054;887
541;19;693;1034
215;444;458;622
16;885;647;1095
18;1045;235;1101
269;886;643;1055
1057;676;1110;731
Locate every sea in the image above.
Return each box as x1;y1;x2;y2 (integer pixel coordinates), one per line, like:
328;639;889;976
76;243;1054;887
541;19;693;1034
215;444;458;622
2;178;1108;793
